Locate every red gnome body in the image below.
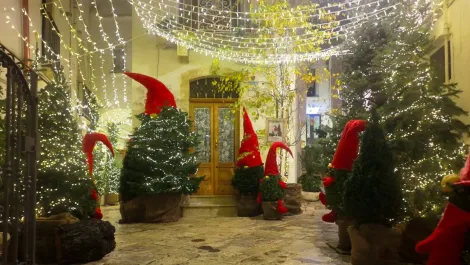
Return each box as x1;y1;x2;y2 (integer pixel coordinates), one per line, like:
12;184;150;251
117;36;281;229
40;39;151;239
319;120;367;223
258;142;293;214
124;72;176;115
237;108;263;168
415;153;470;265
82;132;115;220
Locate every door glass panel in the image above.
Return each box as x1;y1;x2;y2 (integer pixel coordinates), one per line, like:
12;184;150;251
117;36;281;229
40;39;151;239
194;107;211;162
218;108;235;163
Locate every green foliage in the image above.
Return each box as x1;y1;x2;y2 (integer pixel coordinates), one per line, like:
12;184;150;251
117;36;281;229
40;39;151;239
37;170;96;219
325;2;469;220
259;175;284;202
232;165;264;195
324;168;350;215
120;107;204;201
298;174;321;192
344;114;402;226
37;72;95;218
300;137;335;177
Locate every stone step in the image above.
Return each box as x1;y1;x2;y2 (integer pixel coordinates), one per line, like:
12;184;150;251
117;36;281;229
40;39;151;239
182;195;237;217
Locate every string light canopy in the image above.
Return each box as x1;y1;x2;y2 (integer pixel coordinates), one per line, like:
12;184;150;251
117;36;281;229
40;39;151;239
129;0;401;64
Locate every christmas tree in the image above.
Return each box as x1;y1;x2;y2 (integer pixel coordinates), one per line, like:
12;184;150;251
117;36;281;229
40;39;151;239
37;72;96;219
327;2;469;219
344;110;402;225
120;73;203;202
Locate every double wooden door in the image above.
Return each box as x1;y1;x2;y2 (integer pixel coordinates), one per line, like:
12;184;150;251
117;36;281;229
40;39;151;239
189;102;239;195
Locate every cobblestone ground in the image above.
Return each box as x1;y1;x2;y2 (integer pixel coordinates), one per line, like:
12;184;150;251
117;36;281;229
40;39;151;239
88;203;358;265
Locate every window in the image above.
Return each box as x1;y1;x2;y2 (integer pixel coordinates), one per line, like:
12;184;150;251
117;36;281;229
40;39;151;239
190;76;239;99
41;0;60;70
112;48;125;73
430;45;445;83
307;69;317;97
447;40;452;80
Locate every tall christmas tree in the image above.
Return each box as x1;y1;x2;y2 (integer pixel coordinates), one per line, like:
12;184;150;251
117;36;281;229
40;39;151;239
120;73;203;202
37;72;96;219
326;1;469;219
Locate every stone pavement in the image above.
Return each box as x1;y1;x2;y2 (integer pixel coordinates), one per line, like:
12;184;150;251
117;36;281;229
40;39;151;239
88;203;352;265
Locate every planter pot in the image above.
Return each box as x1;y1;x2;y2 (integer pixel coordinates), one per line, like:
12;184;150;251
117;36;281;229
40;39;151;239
284;183;302;215
97;195;105;206
105;194;119;205
236;193;261;217
336;217;353;251
262;201;283;220
399;216;439;264
119;194;183;223
301;191;320;202
348;224;402;265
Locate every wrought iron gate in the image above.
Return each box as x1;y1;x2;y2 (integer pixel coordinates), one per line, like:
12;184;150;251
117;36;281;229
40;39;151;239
0;44;38;264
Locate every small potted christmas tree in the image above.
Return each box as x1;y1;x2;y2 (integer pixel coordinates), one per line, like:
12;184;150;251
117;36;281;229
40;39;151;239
344;111;402;265
318;119;367;252
258;142;292;220
120;72;203;223
232;108;264;216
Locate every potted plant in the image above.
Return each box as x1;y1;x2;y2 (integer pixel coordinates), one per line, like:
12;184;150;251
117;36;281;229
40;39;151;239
258;142;292;220
344;112;402;265
298;173;321;201
119;72;204;223
319;120;367;252
232;108;264;217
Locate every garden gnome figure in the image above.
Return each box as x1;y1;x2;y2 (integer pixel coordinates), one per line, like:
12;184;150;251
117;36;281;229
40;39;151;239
416;150;470;265
82;132;115;219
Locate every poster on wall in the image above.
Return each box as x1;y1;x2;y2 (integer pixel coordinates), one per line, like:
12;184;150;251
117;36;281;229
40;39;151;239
266;118;287;142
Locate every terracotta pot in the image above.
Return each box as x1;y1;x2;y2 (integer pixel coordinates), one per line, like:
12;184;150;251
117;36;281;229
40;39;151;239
301;191;319;202
336;217;353;251
284;183;302;215
97;195;105;206
120;194;183;223
105;194;119;205
262;201;283;220
236;193;261;217
348;224;402;265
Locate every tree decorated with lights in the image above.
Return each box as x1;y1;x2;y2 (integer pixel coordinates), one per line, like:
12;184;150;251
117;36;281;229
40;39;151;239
327;1;470;220
37;72;97;219
120;73;203;203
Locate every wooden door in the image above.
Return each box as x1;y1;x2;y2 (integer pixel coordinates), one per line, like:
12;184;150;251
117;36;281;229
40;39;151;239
190;102;239;195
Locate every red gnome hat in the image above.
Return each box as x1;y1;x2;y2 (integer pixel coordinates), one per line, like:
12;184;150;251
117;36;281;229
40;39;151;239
455;152;470;186
264;142;293;176
237;108;263;168
124;72;176;115
330;120;368;171
260;142;293;214
82;132;115;177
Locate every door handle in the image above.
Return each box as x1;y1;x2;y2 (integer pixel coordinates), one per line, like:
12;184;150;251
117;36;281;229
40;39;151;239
215;139;218;151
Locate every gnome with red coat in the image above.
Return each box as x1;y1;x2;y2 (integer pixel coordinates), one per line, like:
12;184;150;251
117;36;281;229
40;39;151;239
319;120;367;251
415;152;470;265
82;132;115;219
232;108;265;217
258;142;293;220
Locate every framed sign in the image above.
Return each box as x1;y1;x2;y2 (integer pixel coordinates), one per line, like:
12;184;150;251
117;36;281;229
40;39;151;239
266;118;287;142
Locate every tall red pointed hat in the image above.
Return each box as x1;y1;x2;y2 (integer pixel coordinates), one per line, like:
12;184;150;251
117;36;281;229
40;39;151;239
124;72;176;115
82;132;115;176
237;108;263;168
455;152;470;186
330;120;367;171
264;142;293;176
